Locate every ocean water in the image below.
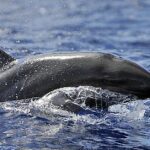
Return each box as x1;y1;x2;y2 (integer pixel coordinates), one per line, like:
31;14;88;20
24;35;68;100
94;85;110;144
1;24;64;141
0;0;150;149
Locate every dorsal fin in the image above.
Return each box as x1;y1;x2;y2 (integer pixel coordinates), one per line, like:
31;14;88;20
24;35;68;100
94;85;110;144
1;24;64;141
0;48;15;69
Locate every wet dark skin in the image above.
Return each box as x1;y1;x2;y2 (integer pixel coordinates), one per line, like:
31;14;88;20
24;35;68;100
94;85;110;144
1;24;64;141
0;49;150;112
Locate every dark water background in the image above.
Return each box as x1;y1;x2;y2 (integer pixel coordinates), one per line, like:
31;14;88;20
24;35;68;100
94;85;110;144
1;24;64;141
0;0;150;149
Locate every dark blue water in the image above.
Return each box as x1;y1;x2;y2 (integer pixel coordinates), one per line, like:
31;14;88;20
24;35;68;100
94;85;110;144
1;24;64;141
0;0;150;149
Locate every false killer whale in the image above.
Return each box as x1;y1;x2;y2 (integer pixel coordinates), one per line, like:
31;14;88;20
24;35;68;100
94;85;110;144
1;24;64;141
0;48;150;108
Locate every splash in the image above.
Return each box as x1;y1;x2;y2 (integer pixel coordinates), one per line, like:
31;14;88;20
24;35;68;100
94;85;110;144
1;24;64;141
109;99;150;121
1;86;147;124
29;86;137;119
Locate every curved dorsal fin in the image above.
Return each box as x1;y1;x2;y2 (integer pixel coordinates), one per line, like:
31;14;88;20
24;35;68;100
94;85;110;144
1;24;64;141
0;48;15;69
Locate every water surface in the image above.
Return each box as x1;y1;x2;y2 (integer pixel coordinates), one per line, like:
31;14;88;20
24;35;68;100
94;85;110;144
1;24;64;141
0;0;150;149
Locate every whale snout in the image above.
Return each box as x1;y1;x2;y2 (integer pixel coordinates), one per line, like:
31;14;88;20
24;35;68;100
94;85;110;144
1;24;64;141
128;70;150;98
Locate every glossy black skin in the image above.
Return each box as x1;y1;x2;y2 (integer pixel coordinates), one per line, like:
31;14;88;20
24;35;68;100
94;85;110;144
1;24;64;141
0;52;150;102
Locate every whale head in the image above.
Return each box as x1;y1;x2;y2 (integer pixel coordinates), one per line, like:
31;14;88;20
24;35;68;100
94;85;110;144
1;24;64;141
95;53;150;98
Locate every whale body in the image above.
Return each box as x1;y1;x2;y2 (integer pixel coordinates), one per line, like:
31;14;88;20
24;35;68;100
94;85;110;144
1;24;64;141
0;49;150;104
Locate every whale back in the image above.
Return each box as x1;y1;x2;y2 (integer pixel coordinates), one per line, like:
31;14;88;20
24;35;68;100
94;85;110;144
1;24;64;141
0;51;150;102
